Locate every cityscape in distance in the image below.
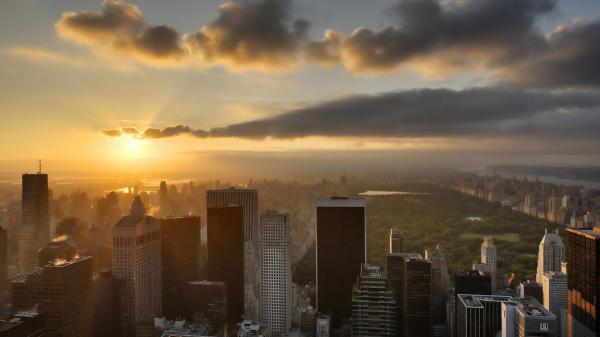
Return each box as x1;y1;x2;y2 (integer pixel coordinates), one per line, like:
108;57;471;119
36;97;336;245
1;0;600;337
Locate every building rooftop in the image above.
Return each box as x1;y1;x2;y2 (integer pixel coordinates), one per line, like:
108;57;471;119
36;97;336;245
316;197;366;208
458;294;514;308
567;227;600;239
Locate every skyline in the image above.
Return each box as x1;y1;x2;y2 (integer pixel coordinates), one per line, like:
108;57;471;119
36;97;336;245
2;0;600;177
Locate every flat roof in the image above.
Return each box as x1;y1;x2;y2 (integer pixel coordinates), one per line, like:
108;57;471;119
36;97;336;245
316;197;366;208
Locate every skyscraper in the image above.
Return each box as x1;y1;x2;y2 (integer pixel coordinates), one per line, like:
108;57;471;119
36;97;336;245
38;238;77;267
566;228;599;337
456;294;513;337
351;263;396;337
536;229;566;284
425;245;448;325
112;196;162;336
405;256;433;337
11;255;93;337
473;237;497;292
207;188;259;320
259;212;292;336
453;270;492;337
542;271;567;337
389;229;403;254
161;216;201;319
185;281;227;335
92;269;127;337
19;171;50;274
207;205;245;324
316;197;366;330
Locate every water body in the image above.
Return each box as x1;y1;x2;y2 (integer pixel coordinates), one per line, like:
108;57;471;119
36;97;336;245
359;190;430;196
473;169;600;189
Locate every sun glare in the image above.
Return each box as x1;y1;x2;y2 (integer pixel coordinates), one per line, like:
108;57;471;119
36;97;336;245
127;138;141;152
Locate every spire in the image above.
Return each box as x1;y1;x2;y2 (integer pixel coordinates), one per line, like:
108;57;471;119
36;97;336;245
129;196;146;216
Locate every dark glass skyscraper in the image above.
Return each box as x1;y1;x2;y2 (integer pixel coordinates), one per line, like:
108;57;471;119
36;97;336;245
316;197;366;330
92;269;127;337
566;228;599;337
161;216;201;319
19;172;50;274
207;205;244;324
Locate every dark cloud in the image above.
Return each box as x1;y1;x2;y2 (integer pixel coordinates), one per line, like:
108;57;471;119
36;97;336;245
101;129;122;137
183;0;309;70
56;0;186;65
141;125;195;139
121;127;139;135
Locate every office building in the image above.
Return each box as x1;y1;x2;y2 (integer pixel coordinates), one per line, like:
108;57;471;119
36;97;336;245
536;229;566;285
260;212;292;336
316;197;366;330
11;255;93;337
92;269;127;337
112;196;162;336
542;272;567;337
516;280;544;304
426;245;448;325
389;229;403;254
455;270;493;296
207;205;244;324
473;237;497;292
456;294;513;337
566;228;600;337
405;256;433;337
351;263;396;337
386;251;421;337
161;216;201;319
38;238;77;267
316;314;331;337
185;281;227;335
502;298;557;337
238;320;269;337
207;188;259;320
0;310;47;337
19;171;50;274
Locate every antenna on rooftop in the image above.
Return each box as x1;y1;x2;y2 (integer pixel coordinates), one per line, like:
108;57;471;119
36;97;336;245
38;159;42;174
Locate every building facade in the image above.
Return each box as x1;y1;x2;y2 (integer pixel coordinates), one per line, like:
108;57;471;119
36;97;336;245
542;272;567;337
19;172;50;274
536;229;566;285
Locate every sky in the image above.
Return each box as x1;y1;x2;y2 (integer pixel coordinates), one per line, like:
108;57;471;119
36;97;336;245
1;0;600;179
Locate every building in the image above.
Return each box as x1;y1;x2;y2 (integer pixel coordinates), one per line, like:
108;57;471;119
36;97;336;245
19;171;50;274
161;216;201;319
260;212;292;336
0;310;47;337
472;237;497;292
11;255;93;337
425;245;448;325
386;251;420;337
0;227;7;294
185;281;227;335
351;263;396;337
536;229;566;285
502;298;557;337
112;196;162;336
566;228;600;337
316;197;366;330
456;294;513;337
315;314;331;337
298;306;316;337
207;205;244;325
238;320;269;337
542;272;567;337
453;272;492;337
207;188;259;320
516;280;544;305
405;256;433;337
38;238;77;267
154;317;209;337
92;269;127;337
389;229;403;254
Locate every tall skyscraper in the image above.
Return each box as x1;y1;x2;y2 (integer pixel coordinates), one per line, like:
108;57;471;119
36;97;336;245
259;212;292;336
566;228;599;337
425;245;448;325
316;197;366;330
161;216;201;319
207;188;259;320
207;205;244;324
542;271;567;337
405;256;433;337
11;255;93;337
19;171;50;274
351;263;396;337
453;270;492;337
112;196;162;336
389;229;403;254
185;281;227;335
473;237;497;292
92;269;127;337
536;229;566;284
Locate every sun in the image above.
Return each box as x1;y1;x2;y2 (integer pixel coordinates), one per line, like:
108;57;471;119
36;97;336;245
127;138;141;152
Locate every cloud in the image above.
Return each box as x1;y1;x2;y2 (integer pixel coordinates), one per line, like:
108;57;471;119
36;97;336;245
183;0;309;71
101;87;600;142
102;125;206;139
307;0;553;74
101;129;122;137
56;0;186;66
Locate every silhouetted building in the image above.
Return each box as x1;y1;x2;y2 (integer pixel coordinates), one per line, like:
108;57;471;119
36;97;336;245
207;205;244;324
161;216;201;319
92;269;127;337
316;197;366;330
38;238;77;267
0;310;47;337
351;263;396;336
185;281;227;335
11;256;93;337
260;212;292;336
19;172;50;274
454;270;491;337
112;196;162;336
207;188;259;320
405;256;432;337
425;245;448;325
0;227;6;293
566;228;600;337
